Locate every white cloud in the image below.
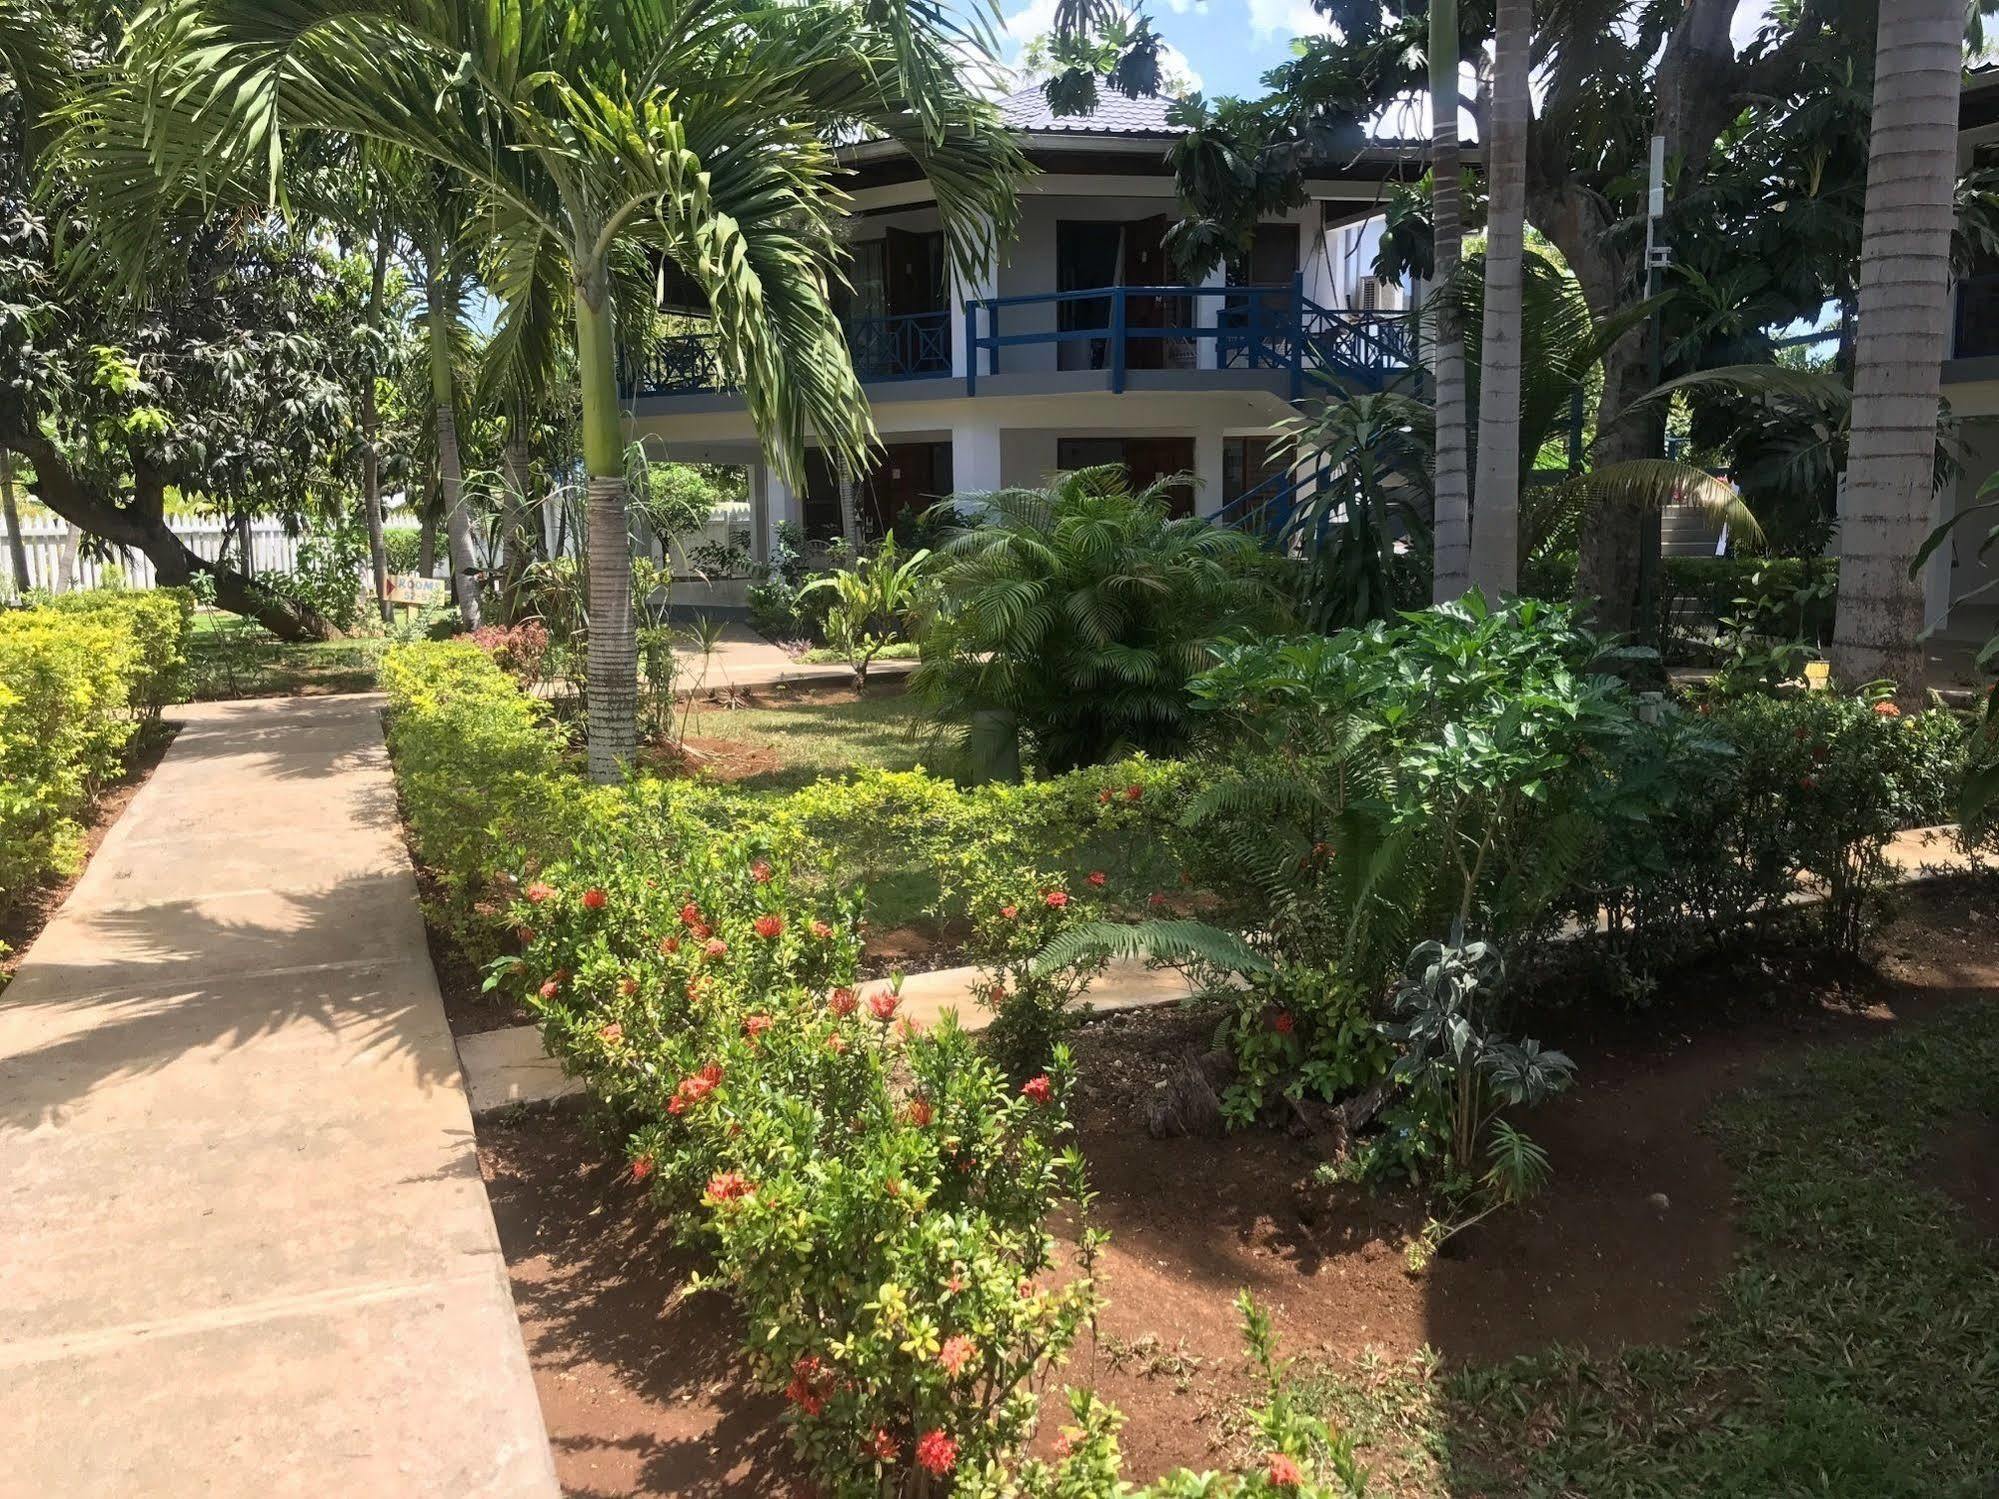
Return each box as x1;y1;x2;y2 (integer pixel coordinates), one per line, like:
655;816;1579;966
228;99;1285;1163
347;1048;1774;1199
1001;0;1059;51
1244;0;1335;42
1731;1;1774;51
1158;41;1206;95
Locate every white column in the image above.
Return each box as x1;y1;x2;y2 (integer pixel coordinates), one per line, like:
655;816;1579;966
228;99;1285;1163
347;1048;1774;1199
1194;427;1228;517
1923;467;1957;634
748;462;772;565
951;421;1003;494
767;469;801;549
950;228;1000;380
1195;263;1227;371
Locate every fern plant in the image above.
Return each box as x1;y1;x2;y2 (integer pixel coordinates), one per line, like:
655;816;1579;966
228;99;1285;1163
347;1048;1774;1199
910;466;1290;780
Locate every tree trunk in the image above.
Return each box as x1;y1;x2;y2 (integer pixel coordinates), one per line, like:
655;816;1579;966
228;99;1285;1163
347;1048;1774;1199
1428;0;1473;602
1469;0;1529;598
499;425;536;622
418;503;437;577
1;447;30;596
576;273;636;782
12;432;335;638
427;279;480;631
1833;0;1959;696
361;232;392;625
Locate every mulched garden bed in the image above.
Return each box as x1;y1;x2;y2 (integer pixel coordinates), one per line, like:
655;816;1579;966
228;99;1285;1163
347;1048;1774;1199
0;722;177;987
465;878;1998;1494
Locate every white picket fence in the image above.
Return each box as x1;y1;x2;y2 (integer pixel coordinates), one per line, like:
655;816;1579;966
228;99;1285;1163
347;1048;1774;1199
4;496;754;602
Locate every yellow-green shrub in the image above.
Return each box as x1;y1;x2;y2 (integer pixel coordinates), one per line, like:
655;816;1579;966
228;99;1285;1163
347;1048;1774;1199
0;609;138;898
42;587;193;720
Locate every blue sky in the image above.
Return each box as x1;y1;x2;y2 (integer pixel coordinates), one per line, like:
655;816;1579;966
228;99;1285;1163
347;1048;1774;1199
997;0;1778;108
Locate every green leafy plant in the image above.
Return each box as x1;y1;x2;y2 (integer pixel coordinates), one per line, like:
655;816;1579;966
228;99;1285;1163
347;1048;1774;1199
796;535;932;685
913;465;1288;780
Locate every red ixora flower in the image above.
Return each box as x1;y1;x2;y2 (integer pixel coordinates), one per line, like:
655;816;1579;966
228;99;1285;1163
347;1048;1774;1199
1125;784;1143;802
581;887;607;910
1266;1452;1303;1489
751;859;774;883
679;901;703;927
1098;787;1114;804
865;1429;899;1464
868;990;900;1023
810;919;834;939
538;978;562;1001
1043;890;1069;909
690;920;714;941
1799;775;1818;792
1873;699;1903;717
914;1430;958;1476
937;1334;975;1376
828;987;859;1018
659;935;680;955
906;1096;933;1127
1272;1010;1295;1035
705;1171;752;1203
754;913;784;940
1148;891;1168;909
525;881;556;905
784;1356;830;1416
999;904;1019;920
618;977;639;998
1021;1074;1053;1105
629;1155;654;1184
704;937;729;959
599;1021;624;1043
514;925;535;945
743;1013;774;1042
1086;870;1107;888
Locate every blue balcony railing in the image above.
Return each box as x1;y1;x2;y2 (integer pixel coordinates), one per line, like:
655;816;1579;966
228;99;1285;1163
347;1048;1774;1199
623;309;951;397
624;279;1414;399
964;277;1412;398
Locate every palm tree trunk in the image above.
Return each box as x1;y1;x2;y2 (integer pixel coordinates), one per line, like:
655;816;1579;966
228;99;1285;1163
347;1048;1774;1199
1;448;30;596
418;505;437;576
427;279;480;630
1469;0;1529;598
1832;0;1959;695
499;422;535;622
1428;0;1472;602
361;232;392;625
576;274;636;782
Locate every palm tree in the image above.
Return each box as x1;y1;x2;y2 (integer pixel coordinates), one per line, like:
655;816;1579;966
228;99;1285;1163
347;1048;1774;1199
1831;0;1963;693
118;0;1021;780
1428;0;1472;601
1469;0;1529;598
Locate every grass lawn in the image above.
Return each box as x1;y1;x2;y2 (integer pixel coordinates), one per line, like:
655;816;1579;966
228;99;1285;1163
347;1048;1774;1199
185;609;441;699
677;685;954;792
1295;996;1999;1496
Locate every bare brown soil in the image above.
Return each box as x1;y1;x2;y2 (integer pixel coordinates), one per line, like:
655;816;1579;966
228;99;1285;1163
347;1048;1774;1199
0;723;176;986
469;880;1999;1494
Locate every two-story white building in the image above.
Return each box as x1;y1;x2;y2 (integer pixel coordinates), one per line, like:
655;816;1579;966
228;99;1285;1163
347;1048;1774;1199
620;88;1425;555
1934;64;1999;662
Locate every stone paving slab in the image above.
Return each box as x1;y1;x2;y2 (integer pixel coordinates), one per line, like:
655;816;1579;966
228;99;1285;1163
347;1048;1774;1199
0;695;557;1498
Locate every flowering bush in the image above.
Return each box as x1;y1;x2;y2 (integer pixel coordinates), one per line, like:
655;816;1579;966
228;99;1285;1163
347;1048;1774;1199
383;641;1372;1496
466;619;552;690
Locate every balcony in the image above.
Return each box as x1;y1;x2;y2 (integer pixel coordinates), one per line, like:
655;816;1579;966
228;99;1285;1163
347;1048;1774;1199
965;282;1412;398
622;281;1413;400
624;309;951;397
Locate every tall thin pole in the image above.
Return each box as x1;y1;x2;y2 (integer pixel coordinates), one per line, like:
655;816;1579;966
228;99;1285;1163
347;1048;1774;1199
0;448;30;597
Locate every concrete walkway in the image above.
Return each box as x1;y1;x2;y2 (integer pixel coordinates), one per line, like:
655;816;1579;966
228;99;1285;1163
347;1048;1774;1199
0;696;557;1497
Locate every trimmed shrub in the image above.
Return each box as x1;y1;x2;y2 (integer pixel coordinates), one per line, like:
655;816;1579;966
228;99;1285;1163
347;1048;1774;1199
0;591;192;900
380;642;1367;1498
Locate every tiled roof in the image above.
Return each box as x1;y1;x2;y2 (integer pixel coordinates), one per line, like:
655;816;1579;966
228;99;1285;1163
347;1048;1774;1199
997;85;1181;136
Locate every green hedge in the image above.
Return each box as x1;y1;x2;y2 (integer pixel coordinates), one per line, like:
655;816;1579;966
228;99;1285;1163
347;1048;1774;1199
380;641;1361;1498
0;588;192;901
1524;553;1839;643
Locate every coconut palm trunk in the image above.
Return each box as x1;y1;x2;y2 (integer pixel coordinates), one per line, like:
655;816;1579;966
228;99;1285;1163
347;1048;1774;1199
1831;0;1961;694
426;274;480;630
1469;0;1529;597
499;422;536;623
1429;0;1472;601
576;270;636;781
360;231;392;624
